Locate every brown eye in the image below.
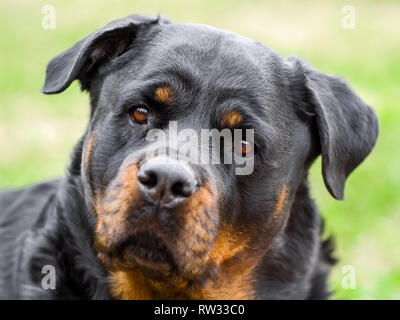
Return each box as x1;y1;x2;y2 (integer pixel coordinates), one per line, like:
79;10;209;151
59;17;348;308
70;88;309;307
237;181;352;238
131;107;149;124
240;140;253;157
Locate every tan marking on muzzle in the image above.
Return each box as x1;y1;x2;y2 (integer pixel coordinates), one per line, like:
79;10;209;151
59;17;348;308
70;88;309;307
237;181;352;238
174;182;219;276
108;181;219;300
95;162;140;251
102;177;259;300
175;186;257;299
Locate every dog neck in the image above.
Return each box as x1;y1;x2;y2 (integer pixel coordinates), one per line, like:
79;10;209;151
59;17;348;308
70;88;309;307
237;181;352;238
108;251;259;300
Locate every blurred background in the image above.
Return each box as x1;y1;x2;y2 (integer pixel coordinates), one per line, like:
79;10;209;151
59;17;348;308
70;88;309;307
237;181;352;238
0;0;399;299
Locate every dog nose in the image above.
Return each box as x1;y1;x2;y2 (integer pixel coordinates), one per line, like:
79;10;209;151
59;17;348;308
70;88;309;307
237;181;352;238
137;157;197;207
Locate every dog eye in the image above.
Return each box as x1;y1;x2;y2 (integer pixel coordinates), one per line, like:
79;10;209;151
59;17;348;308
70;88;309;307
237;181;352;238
130;107;149;124
238;140;253;157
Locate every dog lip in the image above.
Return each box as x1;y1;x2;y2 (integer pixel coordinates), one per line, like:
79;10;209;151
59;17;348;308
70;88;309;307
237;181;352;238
110;229;175;274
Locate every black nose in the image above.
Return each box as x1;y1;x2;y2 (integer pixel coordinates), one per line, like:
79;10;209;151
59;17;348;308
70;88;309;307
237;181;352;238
137;157;198;207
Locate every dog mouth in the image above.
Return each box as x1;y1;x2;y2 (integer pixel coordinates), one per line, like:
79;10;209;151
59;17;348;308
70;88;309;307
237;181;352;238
95;175;220;281
100;230;175;277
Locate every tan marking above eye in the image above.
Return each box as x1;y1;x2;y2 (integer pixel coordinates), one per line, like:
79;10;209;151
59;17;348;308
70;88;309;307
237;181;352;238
154;86;174;103
221;111;243;128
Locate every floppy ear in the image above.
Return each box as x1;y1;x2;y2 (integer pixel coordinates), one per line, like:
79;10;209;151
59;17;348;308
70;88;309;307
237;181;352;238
288;57;379;200
42;14;169;94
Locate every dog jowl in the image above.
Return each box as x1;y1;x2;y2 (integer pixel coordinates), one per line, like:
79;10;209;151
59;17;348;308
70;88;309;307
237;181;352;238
0;14;378;299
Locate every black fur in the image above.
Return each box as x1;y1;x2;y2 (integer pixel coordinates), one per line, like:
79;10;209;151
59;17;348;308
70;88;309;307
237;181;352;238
0;14;378;299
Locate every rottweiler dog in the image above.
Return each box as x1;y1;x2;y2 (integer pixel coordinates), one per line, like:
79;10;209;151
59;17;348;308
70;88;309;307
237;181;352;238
0;14;378;299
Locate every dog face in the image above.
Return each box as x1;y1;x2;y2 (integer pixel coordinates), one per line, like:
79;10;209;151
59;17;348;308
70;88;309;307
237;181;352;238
43;15;378;299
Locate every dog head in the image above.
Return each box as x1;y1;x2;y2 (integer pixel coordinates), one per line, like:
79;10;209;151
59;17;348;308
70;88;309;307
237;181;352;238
43;15;378;299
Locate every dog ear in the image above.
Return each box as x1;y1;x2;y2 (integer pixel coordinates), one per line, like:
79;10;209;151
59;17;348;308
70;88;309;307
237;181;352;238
287;57;379;200
42;14;169;94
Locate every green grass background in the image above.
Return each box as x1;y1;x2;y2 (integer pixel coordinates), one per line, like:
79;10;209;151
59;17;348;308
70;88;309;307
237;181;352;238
0;0;399;299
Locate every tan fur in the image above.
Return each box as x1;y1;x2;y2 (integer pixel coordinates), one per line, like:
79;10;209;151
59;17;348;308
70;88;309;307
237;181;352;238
175;182;218;259
98;171;260;299
202;227;256;299
95;163;140;250
273;185;289;219
221;111;243;128
110;270;153;299
154;86;174;103
84;132;95;170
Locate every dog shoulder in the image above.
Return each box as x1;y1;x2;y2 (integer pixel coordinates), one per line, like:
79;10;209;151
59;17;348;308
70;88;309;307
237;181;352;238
0;179;61;223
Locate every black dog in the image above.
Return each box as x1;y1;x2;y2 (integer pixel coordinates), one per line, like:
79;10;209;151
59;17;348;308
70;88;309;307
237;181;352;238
0;14;378;299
